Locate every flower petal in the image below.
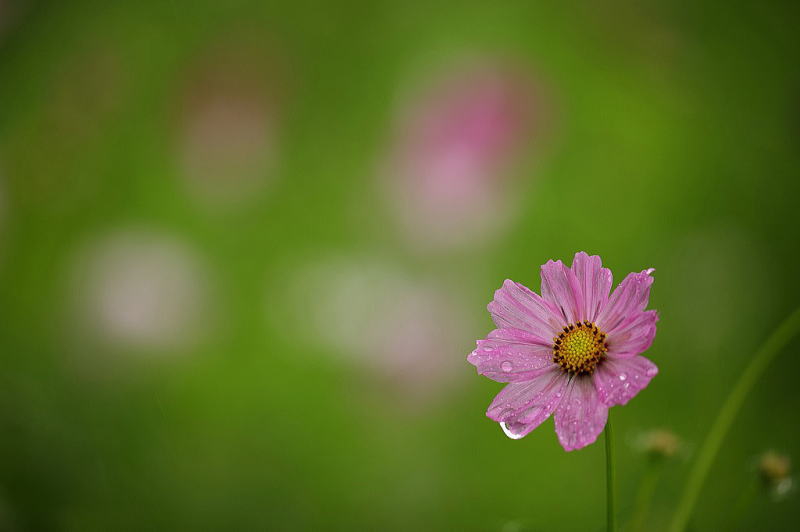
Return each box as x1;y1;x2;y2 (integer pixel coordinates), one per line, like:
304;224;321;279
607;310;658;358
487;366;567;439
488;279;564;338
540;260;583;323
596;269;655;333
593;356;658;406
554;375;608;451
468;328;556;382
570;252;613;323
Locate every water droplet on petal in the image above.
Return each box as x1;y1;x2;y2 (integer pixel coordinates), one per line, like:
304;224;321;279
619;373;627;381
501;360;513;372
500;421;525;440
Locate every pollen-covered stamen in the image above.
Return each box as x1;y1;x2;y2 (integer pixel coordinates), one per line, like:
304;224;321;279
552;320;608;375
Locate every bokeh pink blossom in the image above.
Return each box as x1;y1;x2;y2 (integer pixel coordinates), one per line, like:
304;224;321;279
381;59;547;250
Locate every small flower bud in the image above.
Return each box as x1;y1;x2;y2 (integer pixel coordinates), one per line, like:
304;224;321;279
759;451;790;482
758;451;792;495
640;429;681;460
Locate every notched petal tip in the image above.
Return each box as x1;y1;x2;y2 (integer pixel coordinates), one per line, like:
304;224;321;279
570;251;613;323
486;279;514;311
541;259;565;270
572;250;602;264
502;278;521;290
540;259;566;278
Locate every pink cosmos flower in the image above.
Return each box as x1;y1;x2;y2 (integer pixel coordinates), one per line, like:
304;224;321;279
468;252;659;451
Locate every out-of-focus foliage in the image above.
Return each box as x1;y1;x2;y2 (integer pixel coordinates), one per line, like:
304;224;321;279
0;0;799;530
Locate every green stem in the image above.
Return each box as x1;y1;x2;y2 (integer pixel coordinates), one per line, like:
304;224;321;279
606;412;616;532
669;306;800;532
725;477;758;531
630;462;662;532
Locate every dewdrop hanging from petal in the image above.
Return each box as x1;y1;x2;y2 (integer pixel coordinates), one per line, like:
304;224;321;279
467;252;659;451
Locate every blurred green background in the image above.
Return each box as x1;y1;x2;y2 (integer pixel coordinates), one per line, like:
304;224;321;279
1;0;799;530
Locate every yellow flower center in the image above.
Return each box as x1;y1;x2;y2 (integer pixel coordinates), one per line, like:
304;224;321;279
552;321;608;375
